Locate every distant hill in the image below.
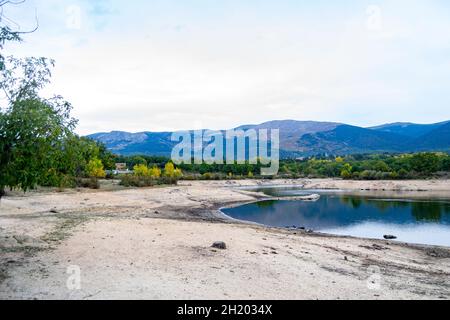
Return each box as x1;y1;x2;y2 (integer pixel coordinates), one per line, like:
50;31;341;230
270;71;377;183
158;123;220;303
414;122;450;151
369;121;450;138
236;120;341;151
88;131;176;156
87;119;450;158
298;125;411;155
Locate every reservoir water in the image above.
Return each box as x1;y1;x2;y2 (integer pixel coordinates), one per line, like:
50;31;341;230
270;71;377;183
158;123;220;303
222;186;450;247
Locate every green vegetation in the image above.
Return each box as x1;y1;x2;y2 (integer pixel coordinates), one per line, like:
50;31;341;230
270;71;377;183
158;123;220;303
119;162;181;187
114;152;450;181
0;15;116;197
279;153;450;180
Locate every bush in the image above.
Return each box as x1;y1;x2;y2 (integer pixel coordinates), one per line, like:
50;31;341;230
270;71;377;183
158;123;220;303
119;175;156;187
202;172;214;180
398;168;409;179
76;177;100;189
359;170;377;180
340;170;352;179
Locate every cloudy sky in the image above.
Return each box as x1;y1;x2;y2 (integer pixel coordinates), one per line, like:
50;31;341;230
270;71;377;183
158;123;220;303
3;0;450;134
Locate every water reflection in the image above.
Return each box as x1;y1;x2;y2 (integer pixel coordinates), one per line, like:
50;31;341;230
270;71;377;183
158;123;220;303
339;197;450;223
223;187;450;246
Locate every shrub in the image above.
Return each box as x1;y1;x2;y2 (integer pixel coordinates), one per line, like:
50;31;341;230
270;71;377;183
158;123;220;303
398;168;409;179
340;170;352;179
202;173;213;180
119;175;156;187
76;177;100;189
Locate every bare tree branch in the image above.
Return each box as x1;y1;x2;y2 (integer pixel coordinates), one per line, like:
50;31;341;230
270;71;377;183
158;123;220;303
0;0;38;35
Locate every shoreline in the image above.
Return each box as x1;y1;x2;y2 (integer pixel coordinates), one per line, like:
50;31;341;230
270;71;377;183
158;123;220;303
1;179;449;299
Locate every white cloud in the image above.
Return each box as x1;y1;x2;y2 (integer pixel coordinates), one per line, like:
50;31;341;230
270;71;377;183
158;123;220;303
3;0;450;134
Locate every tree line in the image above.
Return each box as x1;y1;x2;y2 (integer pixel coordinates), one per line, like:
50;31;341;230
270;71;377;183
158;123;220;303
113;152;450;180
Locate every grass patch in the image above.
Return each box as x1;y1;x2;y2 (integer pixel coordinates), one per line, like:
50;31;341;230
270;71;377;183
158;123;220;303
40;214;89;244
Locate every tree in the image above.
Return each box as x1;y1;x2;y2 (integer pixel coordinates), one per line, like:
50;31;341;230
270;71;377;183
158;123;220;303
86;157;106;179
148;166;161;179
373;160;390;172
164;162;182;179
0;56;77;198
0;2;81;197
409;153;441;174
0;6;21;72
340;163;353;179
133;164;150;177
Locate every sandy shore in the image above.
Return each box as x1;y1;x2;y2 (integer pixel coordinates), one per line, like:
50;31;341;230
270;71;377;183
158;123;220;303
0;179;449;300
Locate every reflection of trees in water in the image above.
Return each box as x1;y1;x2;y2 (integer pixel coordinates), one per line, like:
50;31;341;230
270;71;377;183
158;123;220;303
411;202;447;222
370;200;410;212
256;200;277;208
340;197;363;209
339;196;450;222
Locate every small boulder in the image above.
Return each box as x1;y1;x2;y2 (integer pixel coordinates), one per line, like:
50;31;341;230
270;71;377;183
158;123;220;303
383;235;397;240
211;241;227;250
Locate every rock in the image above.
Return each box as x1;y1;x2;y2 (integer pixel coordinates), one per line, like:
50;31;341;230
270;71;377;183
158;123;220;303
383;235;397;240
211;241;227;250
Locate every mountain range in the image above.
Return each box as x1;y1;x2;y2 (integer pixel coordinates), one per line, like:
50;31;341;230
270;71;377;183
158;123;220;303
88;120;450;158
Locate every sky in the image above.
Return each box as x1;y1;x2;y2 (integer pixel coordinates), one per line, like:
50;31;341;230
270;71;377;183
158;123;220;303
2;0;450;135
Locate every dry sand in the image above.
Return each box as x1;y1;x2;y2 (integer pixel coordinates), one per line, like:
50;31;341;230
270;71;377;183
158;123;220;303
0;179;449;300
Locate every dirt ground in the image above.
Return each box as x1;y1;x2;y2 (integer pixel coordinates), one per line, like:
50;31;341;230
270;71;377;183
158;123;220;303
0;179;449;300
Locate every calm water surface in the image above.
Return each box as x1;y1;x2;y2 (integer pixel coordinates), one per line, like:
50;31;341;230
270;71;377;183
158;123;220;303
222;186;450;247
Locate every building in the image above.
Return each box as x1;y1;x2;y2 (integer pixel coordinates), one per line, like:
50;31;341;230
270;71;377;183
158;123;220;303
115;163;127;171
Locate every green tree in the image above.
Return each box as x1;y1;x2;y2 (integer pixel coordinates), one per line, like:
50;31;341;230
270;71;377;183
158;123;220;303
409;153;441;174
0;56;77;197
340;163;353;179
